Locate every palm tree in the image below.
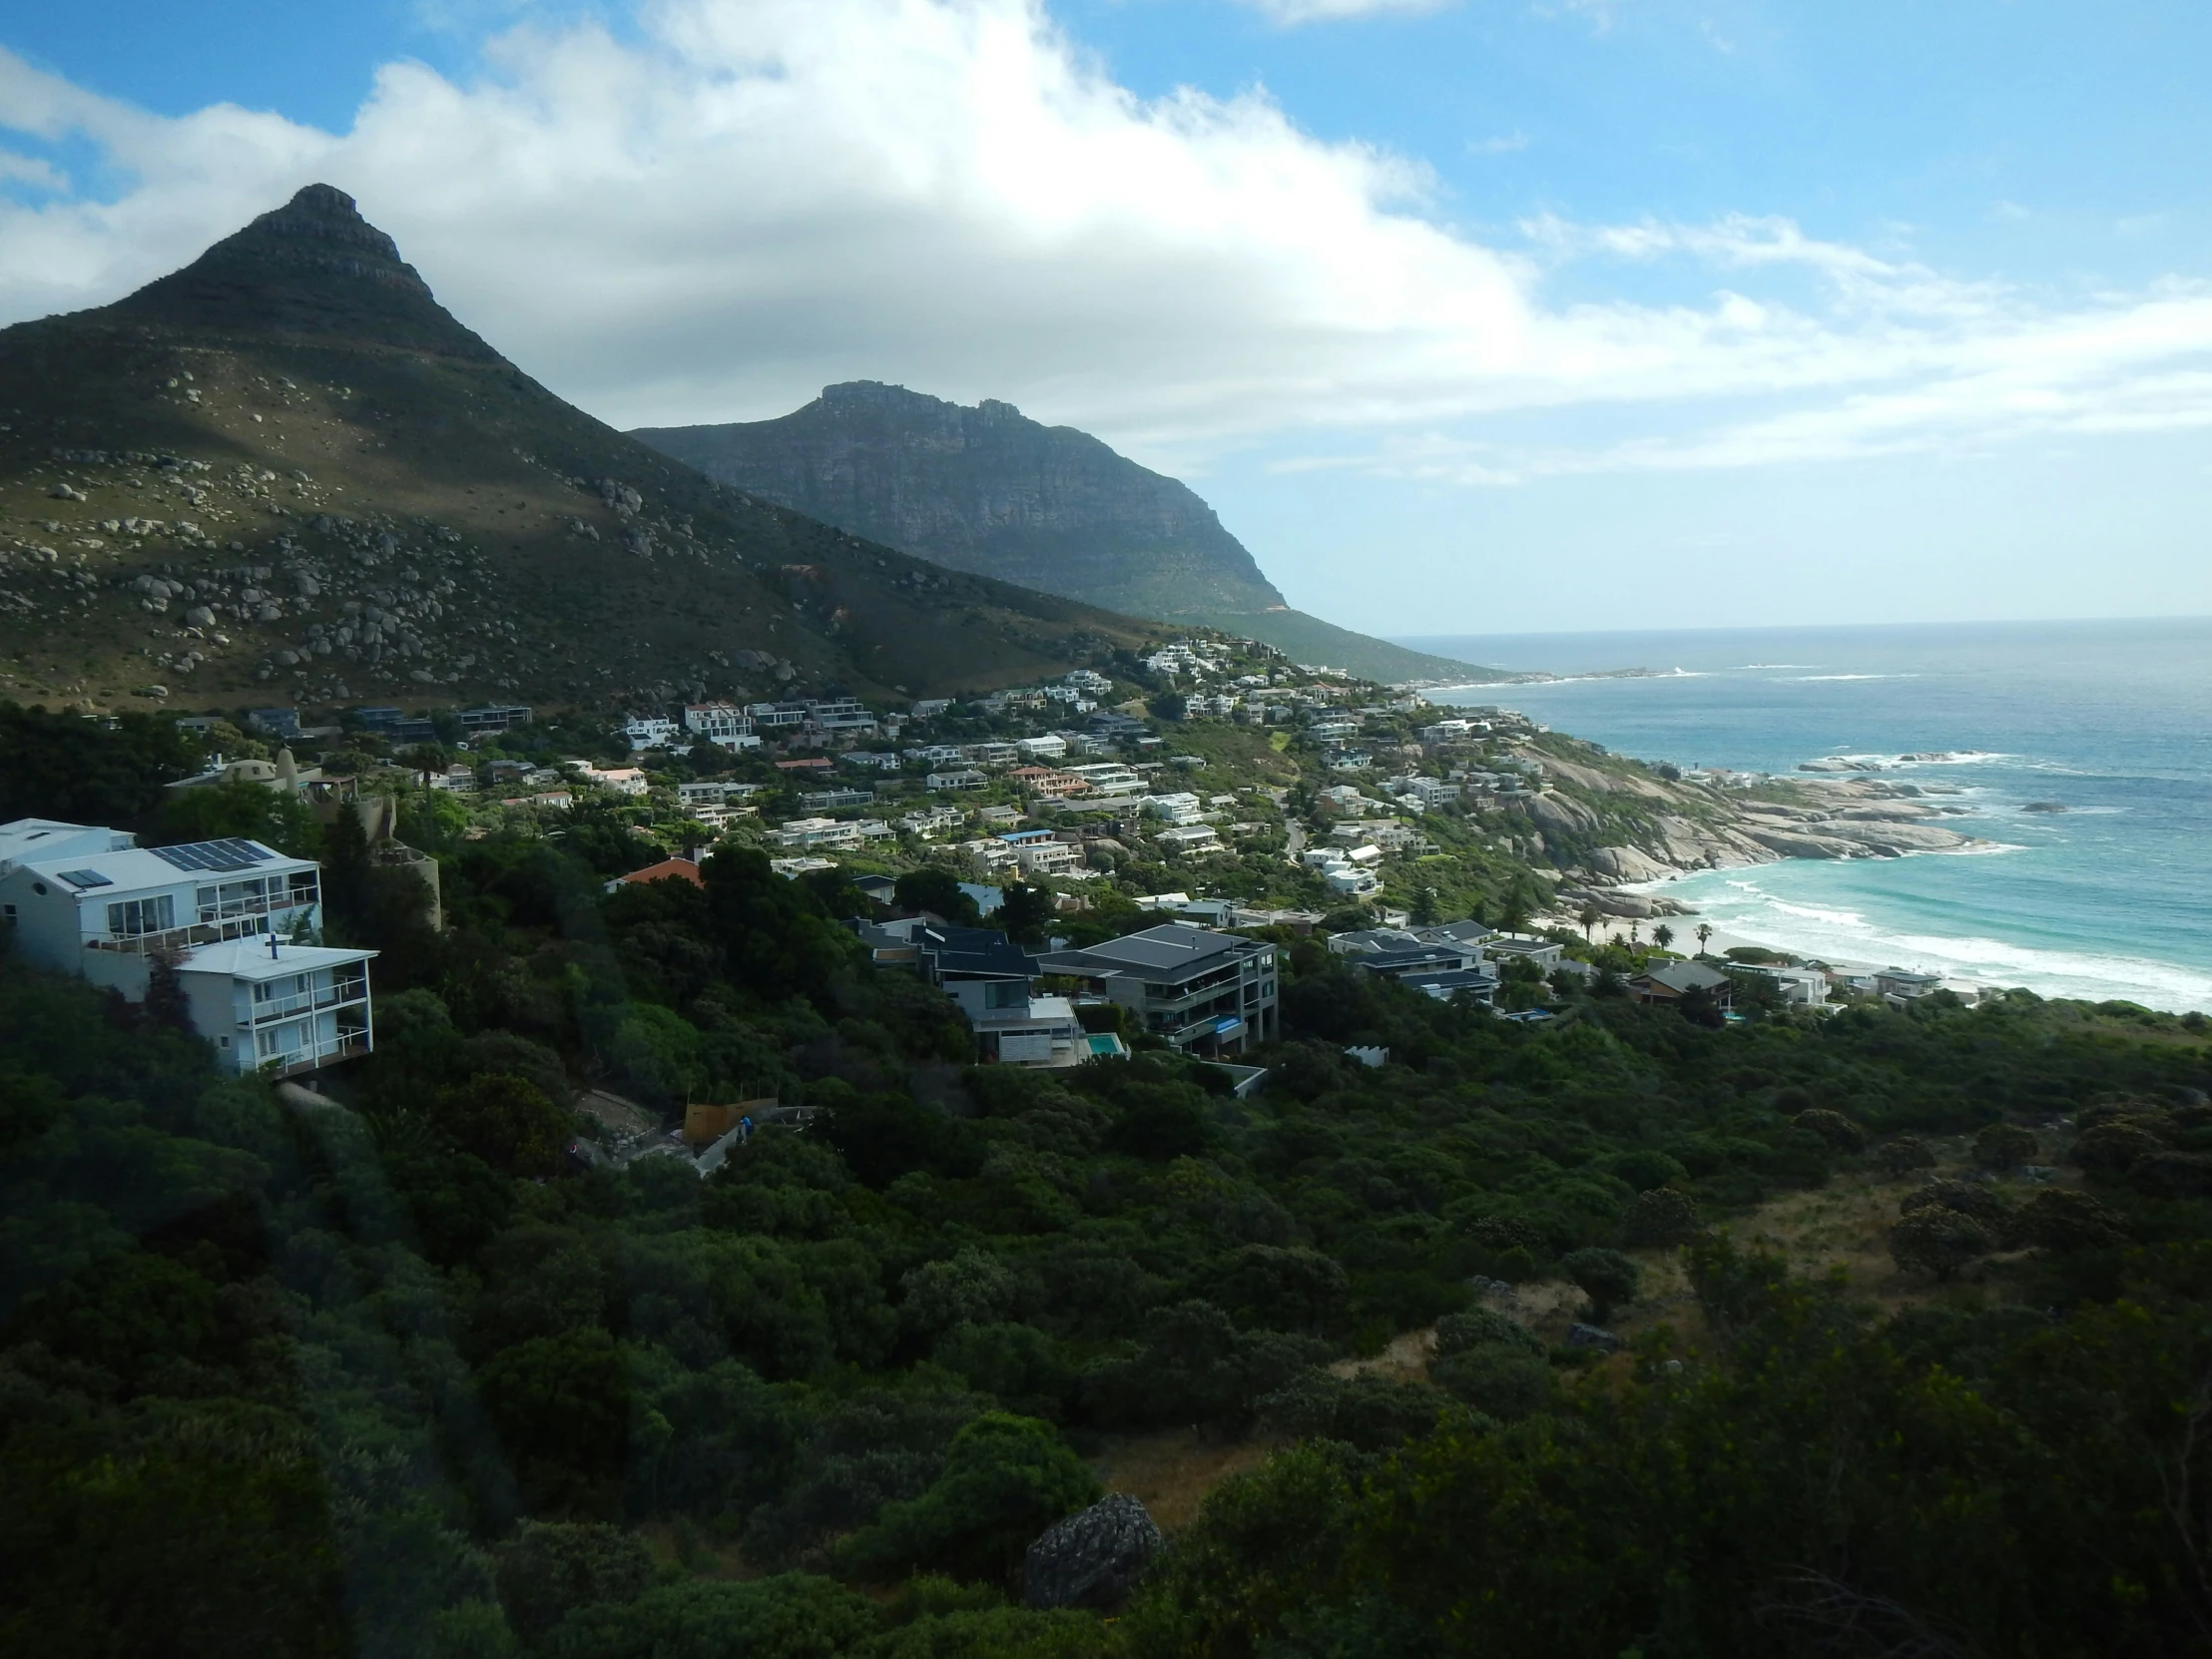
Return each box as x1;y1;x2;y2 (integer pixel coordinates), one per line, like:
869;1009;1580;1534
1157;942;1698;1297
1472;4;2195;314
1577;902;1601;942
1696;922;1713;957
1653;924;1675;952
1628;919;1641;950
401;743;449;791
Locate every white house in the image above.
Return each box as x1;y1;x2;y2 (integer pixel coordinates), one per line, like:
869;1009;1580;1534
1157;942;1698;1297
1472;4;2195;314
0;821;375;1078
1007;838;1085;875
1154;825;1224;855
623;715;683;751
566;763;651;798
1014;735;1069;761
897;805;964;837
684;705;761;751
926;769;987;792
1145;793;1205;827
677;781;761;808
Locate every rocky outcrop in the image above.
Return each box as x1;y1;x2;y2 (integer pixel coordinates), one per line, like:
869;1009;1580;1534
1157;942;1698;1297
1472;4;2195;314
1586;844;1676;883
1024;1494;1164;1613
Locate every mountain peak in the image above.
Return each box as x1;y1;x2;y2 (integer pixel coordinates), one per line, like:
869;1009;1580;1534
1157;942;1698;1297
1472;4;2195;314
95;182;498;359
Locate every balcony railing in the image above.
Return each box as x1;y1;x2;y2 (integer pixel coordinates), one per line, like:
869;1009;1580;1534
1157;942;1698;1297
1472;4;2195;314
248;982;368;1023
266;1034;370;1077
86;917;273;957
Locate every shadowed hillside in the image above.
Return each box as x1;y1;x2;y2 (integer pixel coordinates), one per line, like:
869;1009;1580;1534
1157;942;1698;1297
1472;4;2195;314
0;188;1154;715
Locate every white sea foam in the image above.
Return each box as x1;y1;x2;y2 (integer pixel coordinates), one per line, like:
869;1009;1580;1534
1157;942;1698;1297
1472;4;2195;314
1652;867;2212;1011
1781;673;1923;682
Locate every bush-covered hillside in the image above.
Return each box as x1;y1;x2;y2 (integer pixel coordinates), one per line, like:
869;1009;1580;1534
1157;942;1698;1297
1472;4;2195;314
3;793;2210;1655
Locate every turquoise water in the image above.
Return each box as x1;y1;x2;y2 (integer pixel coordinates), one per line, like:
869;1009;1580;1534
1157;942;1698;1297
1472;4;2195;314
1400;619;2212;1012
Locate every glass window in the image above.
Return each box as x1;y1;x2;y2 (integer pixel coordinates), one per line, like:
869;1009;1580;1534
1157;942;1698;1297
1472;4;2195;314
105;894;176;937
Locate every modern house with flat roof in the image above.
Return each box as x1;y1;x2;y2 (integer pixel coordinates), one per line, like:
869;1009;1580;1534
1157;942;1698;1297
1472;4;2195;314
0;819;376;1077
848;916;1118;1066
1038;923;1278;1055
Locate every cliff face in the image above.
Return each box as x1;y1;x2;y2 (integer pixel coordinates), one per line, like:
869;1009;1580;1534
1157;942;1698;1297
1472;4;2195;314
634;382;1288;621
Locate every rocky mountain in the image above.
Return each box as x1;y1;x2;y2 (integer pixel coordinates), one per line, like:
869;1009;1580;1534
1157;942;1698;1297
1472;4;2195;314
0;188;1154;716
633;384;1503;686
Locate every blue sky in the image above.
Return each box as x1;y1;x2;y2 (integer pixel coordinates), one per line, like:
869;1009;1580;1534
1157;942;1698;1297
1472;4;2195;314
6;1;2212;636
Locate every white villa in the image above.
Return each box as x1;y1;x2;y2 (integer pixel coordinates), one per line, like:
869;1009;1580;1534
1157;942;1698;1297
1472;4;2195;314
0;820;375;1077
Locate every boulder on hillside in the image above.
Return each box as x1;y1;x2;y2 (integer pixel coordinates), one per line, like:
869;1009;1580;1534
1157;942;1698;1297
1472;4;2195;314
1024;1493;1164;1613
1587;844;1674;882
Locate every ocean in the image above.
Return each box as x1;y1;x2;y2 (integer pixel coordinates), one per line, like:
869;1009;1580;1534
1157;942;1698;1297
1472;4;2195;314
1398;618;2212;1013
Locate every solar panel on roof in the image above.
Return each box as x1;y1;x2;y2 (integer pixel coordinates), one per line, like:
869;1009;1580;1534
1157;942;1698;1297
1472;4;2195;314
150;838;275;873
54;868;114;888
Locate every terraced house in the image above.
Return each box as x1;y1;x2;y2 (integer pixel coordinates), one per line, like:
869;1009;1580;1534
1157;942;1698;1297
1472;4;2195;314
0;819;375;1077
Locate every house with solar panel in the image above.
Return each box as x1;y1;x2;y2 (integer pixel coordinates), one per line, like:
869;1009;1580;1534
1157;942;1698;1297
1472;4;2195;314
0;819;376;1077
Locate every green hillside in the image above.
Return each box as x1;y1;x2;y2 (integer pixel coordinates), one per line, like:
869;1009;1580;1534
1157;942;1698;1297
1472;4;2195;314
0;188;1155;717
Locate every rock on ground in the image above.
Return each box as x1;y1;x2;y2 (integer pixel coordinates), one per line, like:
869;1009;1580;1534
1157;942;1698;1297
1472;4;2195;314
1025;1493;1165;1613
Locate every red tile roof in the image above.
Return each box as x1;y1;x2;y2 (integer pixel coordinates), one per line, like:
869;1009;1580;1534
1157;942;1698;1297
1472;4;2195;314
615;857;704;888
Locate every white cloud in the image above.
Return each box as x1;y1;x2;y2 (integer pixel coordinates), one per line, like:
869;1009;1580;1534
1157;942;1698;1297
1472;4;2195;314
1232;0;1453;21
1470;131;1530;154
1;0;2211;489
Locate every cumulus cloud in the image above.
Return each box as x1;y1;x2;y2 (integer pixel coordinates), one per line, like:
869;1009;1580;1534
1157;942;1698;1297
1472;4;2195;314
2;0;2211;486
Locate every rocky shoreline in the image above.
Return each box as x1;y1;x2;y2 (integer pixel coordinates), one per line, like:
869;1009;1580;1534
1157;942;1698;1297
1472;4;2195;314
1510;749;1990;921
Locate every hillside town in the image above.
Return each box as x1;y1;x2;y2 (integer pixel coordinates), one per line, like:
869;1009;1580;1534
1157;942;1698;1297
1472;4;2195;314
0;632;2008;1115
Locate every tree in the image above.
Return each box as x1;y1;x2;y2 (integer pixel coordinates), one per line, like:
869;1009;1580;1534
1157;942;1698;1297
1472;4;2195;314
156;780;319;857
1695;922;1713;956
893;868;980;925
1627;919;1641;949
1498;890;1531;936
401;743;450;789
1875;1136;1938;1178
833;1412;1101;1587
144;947;193;1033
1577;903;1601;942
1973;1123;2040;1169
1652;924;1675;952
1888;1207;1993;1280
997;881;1053;945
1430;1344;1551;1419
2008;1189;2128;1252
493;1523;655;1644
433;1072;573;1176
1794;1109;1868;1153
1561;1247;1640;1324
1409;884;1439;926
1618;1187;1702;1248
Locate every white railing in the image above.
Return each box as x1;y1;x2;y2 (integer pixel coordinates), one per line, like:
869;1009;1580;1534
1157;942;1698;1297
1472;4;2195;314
249;982;368;1023
265;1034;370;1077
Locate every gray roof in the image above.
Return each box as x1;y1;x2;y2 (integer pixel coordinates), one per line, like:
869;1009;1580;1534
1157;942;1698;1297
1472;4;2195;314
1039;923;1268;979
1637;960;1732;994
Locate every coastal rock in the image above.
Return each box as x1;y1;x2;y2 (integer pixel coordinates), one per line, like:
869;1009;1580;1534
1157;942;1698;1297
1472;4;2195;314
1816;822;1973;854
1745;828;1869;860
1833;803;1936;821
1587;844;1675;883
1522;791;1601;837
1025;1494;1164;1613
